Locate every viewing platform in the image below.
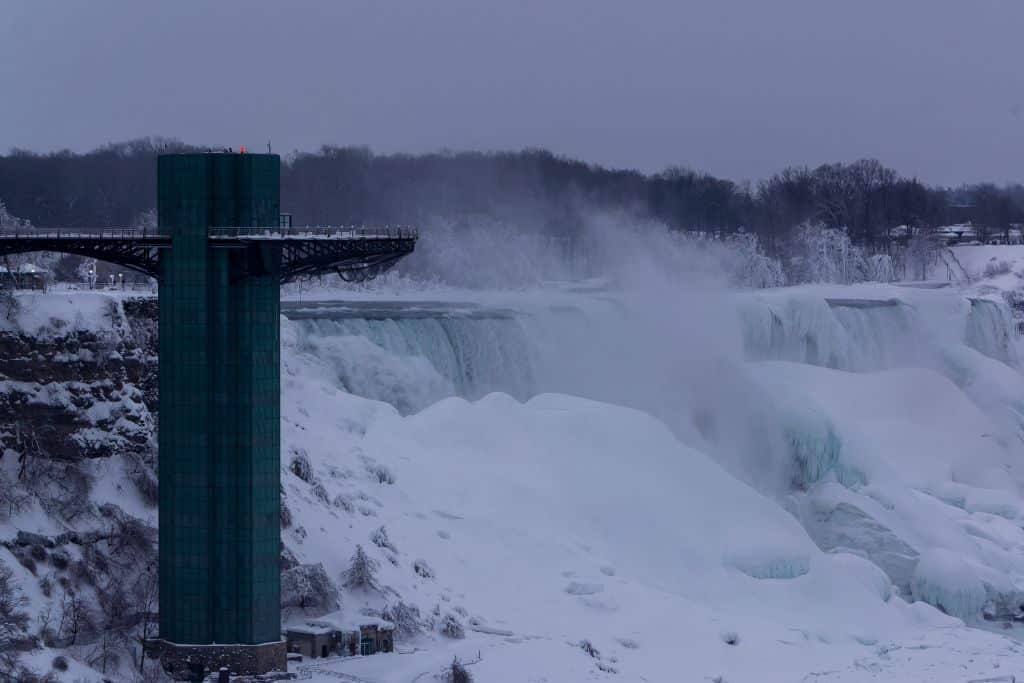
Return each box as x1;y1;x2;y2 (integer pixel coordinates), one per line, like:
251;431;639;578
0;224;417;282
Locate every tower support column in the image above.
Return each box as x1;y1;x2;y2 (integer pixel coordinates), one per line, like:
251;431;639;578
156;153;285;678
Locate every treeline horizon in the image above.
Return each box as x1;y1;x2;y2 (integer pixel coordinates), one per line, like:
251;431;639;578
1;137;1023;252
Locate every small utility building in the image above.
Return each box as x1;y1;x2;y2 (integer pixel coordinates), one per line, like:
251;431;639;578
285;617;395;660
0;263;47;290
285;622;336;660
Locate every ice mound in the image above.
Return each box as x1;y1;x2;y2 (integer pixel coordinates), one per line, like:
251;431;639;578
564;581;604;595
796;485;919;589
302;333;456;414
750;362;1012;491
738;286;924;372
827;552;893;602
966;297;1020;368
359;391;820;590
738;284;1021;376
912;549;988;620
739;294;851;369
292;314;536;409
782;408;844;488
275;311;1024;681
940;345;1024;446
755;360;1024;624
723;543;810;579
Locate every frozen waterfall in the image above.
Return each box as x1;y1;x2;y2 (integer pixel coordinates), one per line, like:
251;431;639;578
286;302;538;413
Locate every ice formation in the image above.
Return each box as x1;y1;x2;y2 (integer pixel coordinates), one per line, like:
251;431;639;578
4;242;1024;680
280;273;1024;638
966;297;1021;367
911;549;988;620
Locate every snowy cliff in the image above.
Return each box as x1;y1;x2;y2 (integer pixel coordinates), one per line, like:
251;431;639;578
2;267;1024;681
275;272;1024;680
0;293;158;681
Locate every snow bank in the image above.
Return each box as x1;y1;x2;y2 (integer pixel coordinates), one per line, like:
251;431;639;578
0;291;125;337
931;245;1024;289
360;391;817;586
280;334;1021;681
912;549;988;620
283;277;1024;638
751;360;1024;623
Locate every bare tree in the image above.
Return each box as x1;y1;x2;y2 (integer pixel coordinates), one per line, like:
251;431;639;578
54;588;91;647
0;280;17;321
130;566;159;672
901;232;941;281
0;561;30;674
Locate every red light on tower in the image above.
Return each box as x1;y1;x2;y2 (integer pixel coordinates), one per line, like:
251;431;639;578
239;146;246;154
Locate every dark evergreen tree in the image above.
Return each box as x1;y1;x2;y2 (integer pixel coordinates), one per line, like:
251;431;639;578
344;544;379;591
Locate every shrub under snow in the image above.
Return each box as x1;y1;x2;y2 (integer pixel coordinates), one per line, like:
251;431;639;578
371;525;396;552
0;561;29;674
281;563;340;616
289;450;314;483
725;233;787;289
413;558;434;579
382;601;422;638
447;657;473;683
440;612;465;639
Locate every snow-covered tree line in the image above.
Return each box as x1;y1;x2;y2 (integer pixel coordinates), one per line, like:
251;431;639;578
723;222;946;289
4;143;1023;244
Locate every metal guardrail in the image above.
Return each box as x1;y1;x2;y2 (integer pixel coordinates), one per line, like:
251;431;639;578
208;226;418;240
0;226;418;241
0;227;166;240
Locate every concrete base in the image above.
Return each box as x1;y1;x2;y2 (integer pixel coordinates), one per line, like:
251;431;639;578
153;639;287;680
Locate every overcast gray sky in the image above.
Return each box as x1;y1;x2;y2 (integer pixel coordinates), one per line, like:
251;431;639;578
1;0;1022;186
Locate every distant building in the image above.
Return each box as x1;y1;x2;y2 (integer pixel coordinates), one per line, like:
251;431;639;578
0;263;48;290
1012;227;1023;245
933;224;977;245
887;225;911;245
284;617;395;661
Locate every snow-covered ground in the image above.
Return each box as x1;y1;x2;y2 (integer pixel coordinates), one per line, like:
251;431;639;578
932;245;1024;290
275;248;1024;682
280;313;1024;682
4;243;1024;681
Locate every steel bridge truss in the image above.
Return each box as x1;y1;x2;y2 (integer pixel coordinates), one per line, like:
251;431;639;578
0;226;417;283
0;228;170;278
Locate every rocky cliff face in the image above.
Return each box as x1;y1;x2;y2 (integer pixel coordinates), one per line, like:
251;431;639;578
0;293;161;681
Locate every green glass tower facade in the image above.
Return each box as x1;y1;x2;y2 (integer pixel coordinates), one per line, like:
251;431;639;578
157;154;282;649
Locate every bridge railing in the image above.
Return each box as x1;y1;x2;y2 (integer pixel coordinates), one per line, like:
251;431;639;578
208;226;418;240
0;227;164;240
0;226;418;241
